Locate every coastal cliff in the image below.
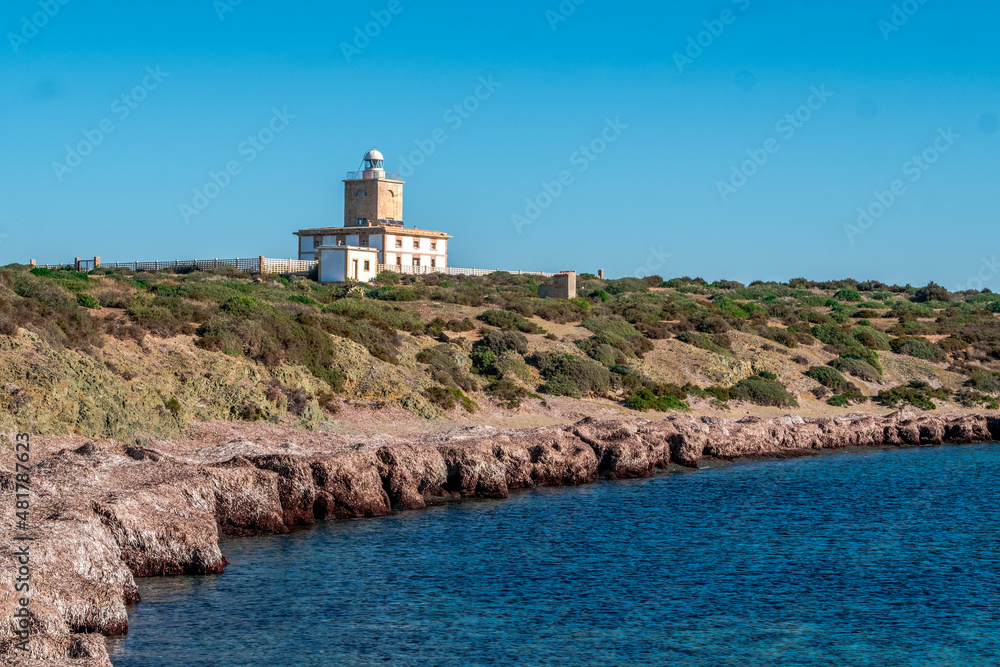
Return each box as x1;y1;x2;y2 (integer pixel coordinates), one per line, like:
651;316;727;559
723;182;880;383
2;411;998;666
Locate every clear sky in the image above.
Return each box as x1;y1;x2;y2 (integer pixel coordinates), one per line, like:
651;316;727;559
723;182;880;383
1;0;997;287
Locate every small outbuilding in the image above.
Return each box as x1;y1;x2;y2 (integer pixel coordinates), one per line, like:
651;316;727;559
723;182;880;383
317;245;380;284
538;271;577;299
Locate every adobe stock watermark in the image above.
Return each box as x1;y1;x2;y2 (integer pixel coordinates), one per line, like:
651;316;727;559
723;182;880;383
956;255;1000;292
511;117;628;234
546;0;585;30
52;66;170;183
7;0;71;54
340;0;405;63
633;246;672;280
878;0;930;40
396;75;501;177
673;0;751;73
214;0;244;21
179;108;295;223
717;85;834;202
843;127;959;244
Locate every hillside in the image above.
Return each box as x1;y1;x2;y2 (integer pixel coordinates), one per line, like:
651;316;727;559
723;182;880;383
1;265;999;440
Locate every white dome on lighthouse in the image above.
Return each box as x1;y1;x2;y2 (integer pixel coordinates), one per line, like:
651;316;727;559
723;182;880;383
364;148;384;162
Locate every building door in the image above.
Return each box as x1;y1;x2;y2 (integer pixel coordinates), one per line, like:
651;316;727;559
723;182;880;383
352;259;358;280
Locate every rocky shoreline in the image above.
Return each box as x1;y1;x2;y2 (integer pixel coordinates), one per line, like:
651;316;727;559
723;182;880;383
2;410;998;666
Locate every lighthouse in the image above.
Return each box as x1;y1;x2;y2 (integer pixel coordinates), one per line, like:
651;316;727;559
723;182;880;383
294;147;452;280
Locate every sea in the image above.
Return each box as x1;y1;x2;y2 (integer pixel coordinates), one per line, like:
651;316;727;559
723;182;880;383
107;443;1000;666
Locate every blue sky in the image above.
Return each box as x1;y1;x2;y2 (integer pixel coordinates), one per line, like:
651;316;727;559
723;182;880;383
1;0;997;287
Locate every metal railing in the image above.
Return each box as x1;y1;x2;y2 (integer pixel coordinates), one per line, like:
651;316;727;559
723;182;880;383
42;257;317;276
378;264;558;278
345;171;404;181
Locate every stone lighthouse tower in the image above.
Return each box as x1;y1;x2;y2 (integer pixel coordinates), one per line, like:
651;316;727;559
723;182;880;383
343;148;404;228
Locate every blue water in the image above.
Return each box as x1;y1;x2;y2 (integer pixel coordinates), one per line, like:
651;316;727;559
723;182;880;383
107;444;1000;666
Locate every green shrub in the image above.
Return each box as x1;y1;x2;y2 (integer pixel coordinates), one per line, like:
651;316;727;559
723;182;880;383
196;309;344;390
912;282;951;303
589;290;609;303
532;352;612;398
806;366;848;389
968;370;1000;395
624;387;689;412
322;299;425;332
829;356;882;383
676;331;732;356
487;378;536;409
877;383;947;410
77;294;100;309
416;345;478;392
834;288;863;302
730;376;798;407
891;337;944;361
828;394;850;407
956;389;1000;410
479;309;542;333
852;326;891;350
476;329;529;356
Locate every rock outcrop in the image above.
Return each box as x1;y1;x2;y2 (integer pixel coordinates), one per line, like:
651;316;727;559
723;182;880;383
1;411;997;665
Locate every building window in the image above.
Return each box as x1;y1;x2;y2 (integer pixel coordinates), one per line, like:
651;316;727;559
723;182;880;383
430;241;437;250
356;190;367;197
357;218;367;226
360;235;369;247
364;260;370;271
337;236;345;246
313;236;322;248
413;257;421;267
431;258;436;268
396;256;402;266
395;238;402;248
413;239;420;249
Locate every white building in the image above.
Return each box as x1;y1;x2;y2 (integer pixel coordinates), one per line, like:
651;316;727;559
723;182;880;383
295;148;452;275
317;246;380;284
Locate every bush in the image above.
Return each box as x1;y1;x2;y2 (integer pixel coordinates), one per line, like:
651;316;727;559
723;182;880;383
852;326;891;350
487;378;535;409
476;329;529;356
479;309;542;334
913;282;951;303
956;389;1000;410
624;387;689;412
77;294;100;309
424;385;476;413
416;345;478;391
730;376;798;407
828;356;882;383
878;383;947;410
891;337;944;361
532;352;613;398
968;370;1000;395
834;288;863;302
806;366;848;389
676;331;732;356
196;308;344;390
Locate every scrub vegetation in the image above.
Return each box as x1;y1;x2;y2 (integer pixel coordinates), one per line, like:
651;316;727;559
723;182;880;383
4;264;1000;420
